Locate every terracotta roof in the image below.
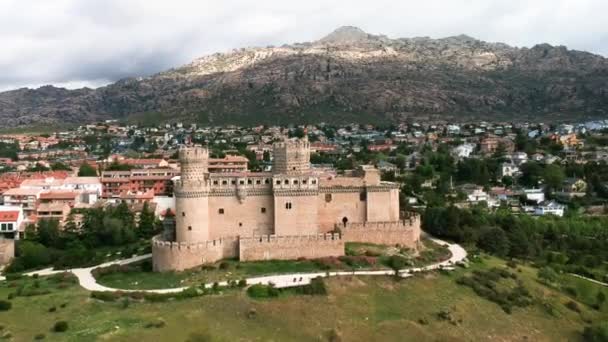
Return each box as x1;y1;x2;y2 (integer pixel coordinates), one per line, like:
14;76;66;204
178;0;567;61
0;211;19;222
39;191;79;200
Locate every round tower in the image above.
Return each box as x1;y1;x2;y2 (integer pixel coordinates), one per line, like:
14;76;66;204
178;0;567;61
174;146;210;243
272;137;311;174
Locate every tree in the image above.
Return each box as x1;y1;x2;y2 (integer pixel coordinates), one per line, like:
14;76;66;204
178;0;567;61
583;322;608;342
543;164;565;191
477;227;509;256
598;291;606;307
537;266;559;284
78;163;97;176
36;219;62;248
50;162;72;171
138;202;157;238
520;162;543;187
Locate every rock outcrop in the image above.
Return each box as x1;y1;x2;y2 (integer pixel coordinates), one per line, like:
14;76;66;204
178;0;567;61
1;26;607;127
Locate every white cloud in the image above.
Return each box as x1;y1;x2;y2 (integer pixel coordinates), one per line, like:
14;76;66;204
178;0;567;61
0;0;606;91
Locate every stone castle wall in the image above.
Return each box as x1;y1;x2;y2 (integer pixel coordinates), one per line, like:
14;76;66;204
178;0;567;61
341;215;421;249
152;236;238;272
239;233;344;261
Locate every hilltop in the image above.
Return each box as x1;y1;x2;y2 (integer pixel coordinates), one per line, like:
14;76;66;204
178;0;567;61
1;26;608;127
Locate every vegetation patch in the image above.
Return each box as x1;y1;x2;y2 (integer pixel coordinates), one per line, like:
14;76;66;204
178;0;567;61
456;267;533;313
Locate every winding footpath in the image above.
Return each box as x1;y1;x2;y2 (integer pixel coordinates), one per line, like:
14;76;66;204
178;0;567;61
12;237;467;293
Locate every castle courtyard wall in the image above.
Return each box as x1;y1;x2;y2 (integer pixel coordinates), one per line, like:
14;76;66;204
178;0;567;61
239;234;344;261
341;216;421;249
152;236;238;272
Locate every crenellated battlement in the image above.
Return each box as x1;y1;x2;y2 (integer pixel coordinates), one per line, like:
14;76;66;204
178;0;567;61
152;235;234;250
341;216;420;231
240;233;342;245
179;145;209;163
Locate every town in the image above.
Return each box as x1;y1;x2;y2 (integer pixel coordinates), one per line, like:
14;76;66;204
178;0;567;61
2;119;608;242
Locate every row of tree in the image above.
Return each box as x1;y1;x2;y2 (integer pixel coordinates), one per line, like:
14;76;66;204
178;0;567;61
7;202;160;272
422;205;608;280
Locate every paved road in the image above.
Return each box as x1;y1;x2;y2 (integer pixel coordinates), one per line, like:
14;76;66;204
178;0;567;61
14;238;468;293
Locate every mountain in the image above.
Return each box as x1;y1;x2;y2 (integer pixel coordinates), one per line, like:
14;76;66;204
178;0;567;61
2;26;608;128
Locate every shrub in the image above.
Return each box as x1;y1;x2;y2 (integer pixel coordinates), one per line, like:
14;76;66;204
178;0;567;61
34;333;45;340
563;286;578;298
565;300;581;313
0;300;12;311
91;291;121;302
144;319;166;328
247;284;279;298
48;306;57;313
237;279;247;288
247;308;257;319
538;266;559;284
583;322;608;342
6;293;15;300
53;321;68;332
386;255;408;272
218;262;230;270
296;277;327;296
121;298;130;309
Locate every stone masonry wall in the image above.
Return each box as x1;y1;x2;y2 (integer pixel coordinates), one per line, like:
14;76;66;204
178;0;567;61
239;233;344;261
341;216;421;249
152;236;238;272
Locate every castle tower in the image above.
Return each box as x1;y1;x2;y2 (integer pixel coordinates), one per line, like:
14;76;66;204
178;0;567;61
272;136;310;174
272;137;319;235
174;146;210;243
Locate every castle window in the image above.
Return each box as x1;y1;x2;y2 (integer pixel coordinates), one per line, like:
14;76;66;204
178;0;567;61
218;208;225;214
312;180;317;185
222;180;228;185
292;167;296;170
188;226;192;231
256;179;261;185
285;202;292;210
303;179;307;184
231;180;236;185
276;180;281;185
360;192;367;201
294;180;299;184
261;207;266;213
265;178;270;184
213;180;218;185
239;222;243;227
325;194;332;202
240;180;245;185
284;179;289;185
182;212;186;217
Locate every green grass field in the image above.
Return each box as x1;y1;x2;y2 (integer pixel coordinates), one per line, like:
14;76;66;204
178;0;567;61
95;239;450;290
0;255;606;341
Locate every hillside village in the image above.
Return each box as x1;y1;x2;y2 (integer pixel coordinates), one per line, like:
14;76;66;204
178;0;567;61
2;119;608;246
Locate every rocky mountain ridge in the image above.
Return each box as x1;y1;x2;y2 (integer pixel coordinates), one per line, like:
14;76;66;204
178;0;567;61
1;26;607;127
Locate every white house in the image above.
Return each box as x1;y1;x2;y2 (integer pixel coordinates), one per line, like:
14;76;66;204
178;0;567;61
0;206;24;239
499;162;520;178
534;201;565;217
452;143;476;158
466;188;498;207
511;152;528;165
524;189;545;204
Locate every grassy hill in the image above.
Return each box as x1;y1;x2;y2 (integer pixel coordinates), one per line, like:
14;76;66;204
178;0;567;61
0;255;605;341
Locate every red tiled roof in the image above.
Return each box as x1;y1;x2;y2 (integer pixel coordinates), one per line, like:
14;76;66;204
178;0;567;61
0;211;19;222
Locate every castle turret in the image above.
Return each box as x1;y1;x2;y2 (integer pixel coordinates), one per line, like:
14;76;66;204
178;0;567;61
272;137;310;174
174;146;210;243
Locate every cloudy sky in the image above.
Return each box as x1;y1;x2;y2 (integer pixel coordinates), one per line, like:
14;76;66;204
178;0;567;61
1;0;607;91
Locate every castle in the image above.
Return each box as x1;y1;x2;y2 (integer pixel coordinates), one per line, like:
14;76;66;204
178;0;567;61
152;137;421;272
